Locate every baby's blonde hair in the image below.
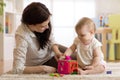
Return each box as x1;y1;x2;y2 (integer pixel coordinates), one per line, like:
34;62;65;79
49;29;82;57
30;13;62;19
75;17;96;33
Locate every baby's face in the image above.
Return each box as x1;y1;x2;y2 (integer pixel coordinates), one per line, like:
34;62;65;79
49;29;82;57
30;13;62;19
77;25;94;42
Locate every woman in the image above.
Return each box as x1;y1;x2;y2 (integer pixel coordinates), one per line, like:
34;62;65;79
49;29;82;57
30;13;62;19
13;2;63;74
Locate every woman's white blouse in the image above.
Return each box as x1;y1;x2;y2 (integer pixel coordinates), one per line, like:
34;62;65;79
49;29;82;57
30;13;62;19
13;23;55;74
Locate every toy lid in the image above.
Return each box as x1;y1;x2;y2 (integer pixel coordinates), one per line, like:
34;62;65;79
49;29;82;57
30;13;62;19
65;56;71;60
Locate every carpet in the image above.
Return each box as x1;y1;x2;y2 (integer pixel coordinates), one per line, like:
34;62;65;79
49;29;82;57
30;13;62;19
0;62;120;80
0;74;120;80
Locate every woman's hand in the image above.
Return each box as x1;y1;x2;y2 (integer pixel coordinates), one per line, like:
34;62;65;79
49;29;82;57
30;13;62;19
59;55;66;60
54;52;64;61
43;66;56;73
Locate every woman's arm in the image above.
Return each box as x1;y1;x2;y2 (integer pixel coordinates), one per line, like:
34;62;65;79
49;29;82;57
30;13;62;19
52;44;63;58
13;35;28;74
13;35;56;74
23;65;56;74
52;44;63;55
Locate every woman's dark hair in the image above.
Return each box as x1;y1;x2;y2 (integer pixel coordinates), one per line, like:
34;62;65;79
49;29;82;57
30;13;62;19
21;2;52;49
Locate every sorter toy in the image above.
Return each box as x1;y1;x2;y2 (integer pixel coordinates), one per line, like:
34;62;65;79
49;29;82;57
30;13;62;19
57;56;78;74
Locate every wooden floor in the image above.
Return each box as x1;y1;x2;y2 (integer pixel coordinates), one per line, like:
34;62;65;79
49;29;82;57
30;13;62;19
0;60;13;74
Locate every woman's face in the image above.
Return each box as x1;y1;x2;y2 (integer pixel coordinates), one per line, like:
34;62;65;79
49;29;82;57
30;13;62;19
29;17;50;33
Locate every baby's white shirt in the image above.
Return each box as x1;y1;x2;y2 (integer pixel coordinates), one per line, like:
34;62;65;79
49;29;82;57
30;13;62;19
73;37;106;68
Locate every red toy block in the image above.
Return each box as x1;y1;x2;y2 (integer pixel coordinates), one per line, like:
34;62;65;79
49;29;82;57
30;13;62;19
58;60;78;74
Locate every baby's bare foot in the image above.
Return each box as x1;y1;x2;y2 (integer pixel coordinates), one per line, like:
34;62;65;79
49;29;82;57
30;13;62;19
78;68;87;75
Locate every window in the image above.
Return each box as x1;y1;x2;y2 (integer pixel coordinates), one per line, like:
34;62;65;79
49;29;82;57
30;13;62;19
74;0;95;24
52;0;74;27
24;0;96;46
52;0;95;46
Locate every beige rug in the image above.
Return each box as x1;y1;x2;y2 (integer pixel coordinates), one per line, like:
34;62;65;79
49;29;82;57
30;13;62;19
0;62;120;80
0;74;120;80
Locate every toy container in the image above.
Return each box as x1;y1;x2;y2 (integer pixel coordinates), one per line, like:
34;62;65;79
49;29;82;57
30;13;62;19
58;56;78;74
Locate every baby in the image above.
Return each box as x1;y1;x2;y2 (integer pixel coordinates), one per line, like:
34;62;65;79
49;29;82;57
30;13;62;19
61;17;106;75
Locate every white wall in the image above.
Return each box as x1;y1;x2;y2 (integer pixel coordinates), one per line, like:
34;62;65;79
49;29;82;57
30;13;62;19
95;0;120;16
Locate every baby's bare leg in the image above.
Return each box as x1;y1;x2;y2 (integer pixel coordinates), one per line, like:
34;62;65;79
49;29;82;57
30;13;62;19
82;64;105;75
78;67;88;75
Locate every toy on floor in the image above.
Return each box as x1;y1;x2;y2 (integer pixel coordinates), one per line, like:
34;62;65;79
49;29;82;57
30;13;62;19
106;70;112;74
49;73;64;77
57;56;78;74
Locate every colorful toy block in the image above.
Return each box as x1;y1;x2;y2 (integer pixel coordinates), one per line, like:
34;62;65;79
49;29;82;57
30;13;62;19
57;56;78;74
